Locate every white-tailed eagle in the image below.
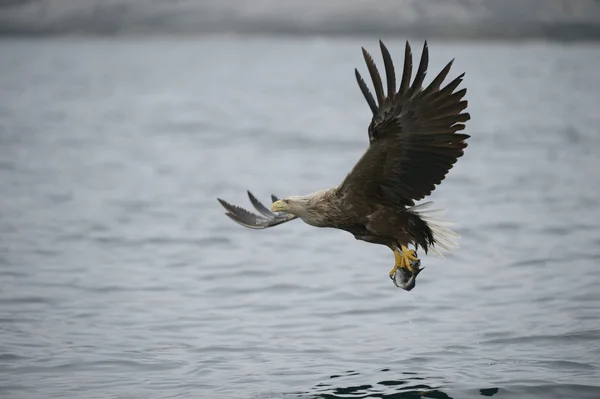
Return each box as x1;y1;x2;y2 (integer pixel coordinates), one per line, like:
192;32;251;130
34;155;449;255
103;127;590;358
218;40;470;291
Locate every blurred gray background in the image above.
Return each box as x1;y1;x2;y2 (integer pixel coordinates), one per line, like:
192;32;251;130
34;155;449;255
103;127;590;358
1;1;600;399
1;0;600;39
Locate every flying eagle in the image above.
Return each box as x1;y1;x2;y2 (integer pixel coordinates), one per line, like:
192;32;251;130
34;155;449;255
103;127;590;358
217;40;470;290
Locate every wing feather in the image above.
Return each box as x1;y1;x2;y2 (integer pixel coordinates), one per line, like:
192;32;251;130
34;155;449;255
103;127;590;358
355;69;378;115
217;192;298;229
398;41;413;96
342;40;471;207
408;41;429;97
247;190;273;217
379;40;396;98
361;47;385;106
422;59;454;96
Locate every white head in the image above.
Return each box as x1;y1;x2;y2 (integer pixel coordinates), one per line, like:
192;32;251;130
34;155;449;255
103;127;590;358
270;195;312;218
270;189;333;227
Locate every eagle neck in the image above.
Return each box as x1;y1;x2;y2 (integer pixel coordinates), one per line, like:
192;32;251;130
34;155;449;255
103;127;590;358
297;187;341;228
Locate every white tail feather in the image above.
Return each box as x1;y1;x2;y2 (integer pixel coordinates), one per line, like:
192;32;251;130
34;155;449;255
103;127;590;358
408;201;460;257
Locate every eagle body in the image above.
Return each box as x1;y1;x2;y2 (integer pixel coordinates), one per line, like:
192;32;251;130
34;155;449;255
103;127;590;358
217;40;470;290
282;187;434;253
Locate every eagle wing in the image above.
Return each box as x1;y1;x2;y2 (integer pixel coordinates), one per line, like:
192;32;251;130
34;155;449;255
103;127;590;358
217;191;298;229
339;40;470;207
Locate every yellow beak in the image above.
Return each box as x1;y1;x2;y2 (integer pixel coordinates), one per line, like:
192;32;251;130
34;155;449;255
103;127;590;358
271;200;286;213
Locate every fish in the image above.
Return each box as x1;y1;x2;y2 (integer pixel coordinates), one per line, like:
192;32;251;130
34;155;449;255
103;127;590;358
390;258;424;291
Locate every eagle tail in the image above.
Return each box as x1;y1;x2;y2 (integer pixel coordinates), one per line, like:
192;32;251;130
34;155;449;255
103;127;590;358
408;201;460;257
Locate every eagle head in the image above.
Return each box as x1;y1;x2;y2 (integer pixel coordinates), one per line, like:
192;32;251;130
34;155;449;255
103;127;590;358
271;196;310;216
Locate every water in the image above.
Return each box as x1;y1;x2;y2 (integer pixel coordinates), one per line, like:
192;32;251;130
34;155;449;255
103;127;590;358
0;36;599;399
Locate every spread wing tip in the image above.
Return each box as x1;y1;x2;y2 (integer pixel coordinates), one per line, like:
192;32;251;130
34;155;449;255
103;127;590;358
345;39;472;206
217;192;298;229
246;190;274;217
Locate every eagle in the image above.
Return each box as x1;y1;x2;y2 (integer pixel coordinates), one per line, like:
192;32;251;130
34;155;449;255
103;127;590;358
217;40;470;291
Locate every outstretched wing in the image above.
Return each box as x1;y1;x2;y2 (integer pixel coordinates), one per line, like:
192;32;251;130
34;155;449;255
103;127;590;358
340;40;470;207
217;191;298;229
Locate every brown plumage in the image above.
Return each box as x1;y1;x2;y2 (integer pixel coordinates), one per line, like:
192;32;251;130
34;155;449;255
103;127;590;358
217;40;470;290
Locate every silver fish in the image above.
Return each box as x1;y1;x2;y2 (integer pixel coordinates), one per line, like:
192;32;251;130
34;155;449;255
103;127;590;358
390;259;424;291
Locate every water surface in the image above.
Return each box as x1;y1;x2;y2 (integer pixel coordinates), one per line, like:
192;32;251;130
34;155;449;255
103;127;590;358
1;37;600;398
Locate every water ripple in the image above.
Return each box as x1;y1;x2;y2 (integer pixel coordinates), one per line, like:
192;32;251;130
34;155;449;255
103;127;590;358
0;37;599;399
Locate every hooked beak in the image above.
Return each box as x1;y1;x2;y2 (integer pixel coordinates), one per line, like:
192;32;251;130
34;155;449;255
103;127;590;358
271;200;287;213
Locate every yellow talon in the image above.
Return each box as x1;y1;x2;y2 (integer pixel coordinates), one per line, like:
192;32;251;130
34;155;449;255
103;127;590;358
389;249;401;276
402;245;419;264
389;245;419;277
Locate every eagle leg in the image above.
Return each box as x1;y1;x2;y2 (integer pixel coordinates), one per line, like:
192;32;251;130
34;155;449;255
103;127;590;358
389;245;419;277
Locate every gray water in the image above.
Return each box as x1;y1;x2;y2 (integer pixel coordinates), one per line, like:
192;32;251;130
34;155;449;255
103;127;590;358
1;37;600;399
